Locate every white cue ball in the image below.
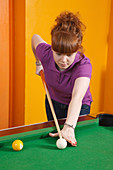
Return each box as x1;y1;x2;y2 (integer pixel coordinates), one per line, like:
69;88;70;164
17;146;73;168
56;138;67;149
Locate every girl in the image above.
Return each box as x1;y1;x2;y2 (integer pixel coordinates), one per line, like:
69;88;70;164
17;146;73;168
32;11;92;146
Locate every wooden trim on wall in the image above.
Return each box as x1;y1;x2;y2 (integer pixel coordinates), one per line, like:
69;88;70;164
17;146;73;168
0;0;10;129
9;0;14;127
9;0;25;127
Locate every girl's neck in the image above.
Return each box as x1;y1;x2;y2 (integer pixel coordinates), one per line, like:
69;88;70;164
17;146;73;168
56;64;65;71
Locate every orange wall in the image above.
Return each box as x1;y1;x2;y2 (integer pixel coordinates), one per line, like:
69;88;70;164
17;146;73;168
0;0;9;129
25;0;111;125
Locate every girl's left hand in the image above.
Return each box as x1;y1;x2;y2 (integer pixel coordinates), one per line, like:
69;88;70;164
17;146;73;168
49;125;77;146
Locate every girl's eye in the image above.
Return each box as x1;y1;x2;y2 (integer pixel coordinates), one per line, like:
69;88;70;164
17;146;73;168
57;53;61;56
67;54;71;57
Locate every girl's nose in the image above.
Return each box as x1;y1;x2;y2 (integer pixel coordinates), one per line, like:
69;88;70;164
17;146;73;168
61;55;67;62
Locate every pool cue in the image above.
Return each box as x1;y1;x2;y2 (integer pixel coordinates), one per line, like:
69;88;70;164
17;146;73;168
40;70;62;139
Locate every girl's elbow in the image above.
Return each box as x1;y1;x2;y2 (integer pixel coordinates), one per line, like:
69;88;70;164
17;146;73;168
72;95;83;103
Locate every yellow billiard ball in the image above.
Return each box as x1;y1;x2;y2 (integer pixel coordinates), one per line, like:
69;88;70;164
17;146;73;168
12;140;23;151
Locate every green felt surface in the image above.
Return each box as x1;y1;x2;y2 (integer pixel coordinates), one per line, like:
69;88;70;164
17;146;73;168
0;119;113;170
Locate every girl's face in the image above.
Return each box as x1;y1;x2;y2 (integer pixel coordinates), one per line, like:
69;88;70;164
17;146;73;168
52;50;77;71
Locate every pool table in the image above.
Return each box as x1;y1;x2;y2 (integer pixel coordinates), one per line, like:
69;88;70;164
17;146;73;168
0;115;113;170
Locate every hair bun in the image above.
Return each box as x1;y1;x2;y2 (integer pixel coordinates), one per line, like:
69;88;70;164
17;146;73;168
54;11;85;34
56;11;77;25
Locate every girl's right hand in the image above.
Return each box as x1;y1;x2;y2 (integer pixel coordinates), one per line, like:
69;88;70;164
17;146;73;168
36;65;43;76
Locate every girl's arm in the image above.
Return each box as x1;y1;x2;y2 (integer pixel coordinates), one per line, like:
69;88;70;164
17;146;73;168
31;34;46;62
65;77;90;128
31;34;46;74
49;77;91;146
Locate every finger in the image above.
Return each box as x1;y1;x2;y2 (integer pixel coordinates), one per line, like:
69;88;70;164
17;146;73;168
71;137;77;144
67;137;77;146
70;140;77;146
71;141;77;146
69;140;77;146
49;132;59;137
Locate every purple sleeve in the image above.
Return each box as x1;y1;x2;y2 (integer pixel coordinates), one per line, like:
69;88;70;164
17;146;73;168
35;43;52;63
76;59;92;79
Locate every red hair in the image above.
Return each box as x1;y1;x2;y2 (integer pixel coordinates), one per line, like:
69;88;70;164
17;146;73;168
51;11;86;55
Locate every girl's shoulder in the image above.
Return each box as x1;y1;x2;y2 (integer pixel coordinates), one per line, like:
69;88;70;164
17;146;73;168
36;43;52;63
77;52;91;65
